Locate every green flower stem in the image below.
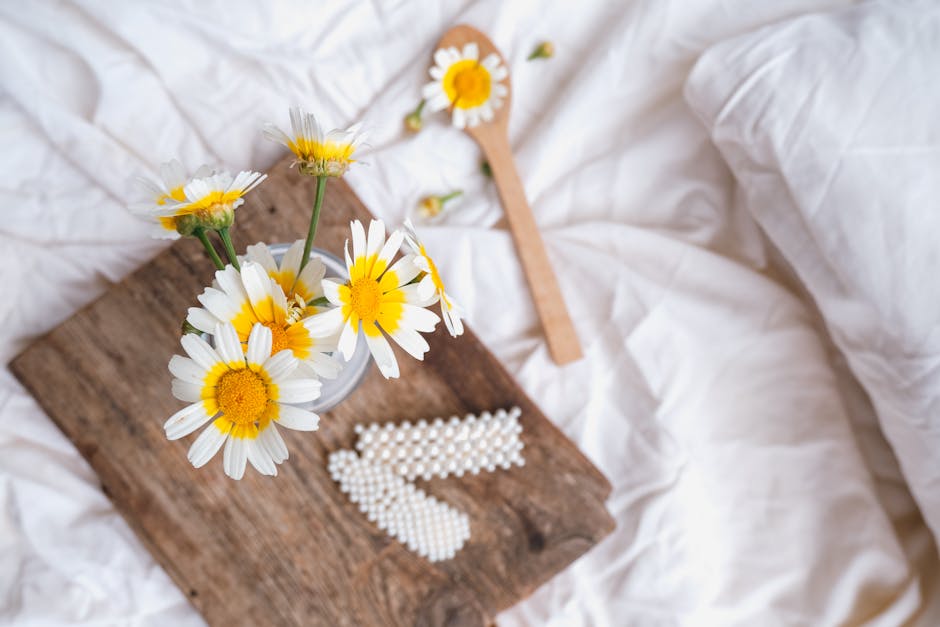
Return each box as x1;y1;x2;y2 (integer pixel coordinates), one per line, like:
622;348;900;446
412;99;426;117
194;227;224;270
441;190;463;203
308;296;330;307
217;227;240;270
300;175;328;273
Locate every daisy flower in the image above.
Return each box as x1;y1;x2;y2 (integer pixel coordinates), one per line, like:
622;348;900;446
402;220;465;338
163;169;267;232
306;220;440;379
165;322;321;480
263;107;365;177
423;42;509;129
244;240;329;318
129;159;211;239
187;261;342;379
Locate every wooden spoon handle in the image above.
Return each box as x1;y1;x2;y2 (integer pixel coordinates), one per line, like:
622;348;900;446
482;133;583;365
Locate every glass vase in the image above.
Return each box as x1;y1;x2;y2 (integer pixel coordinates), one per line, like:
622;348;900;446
268;243;371;413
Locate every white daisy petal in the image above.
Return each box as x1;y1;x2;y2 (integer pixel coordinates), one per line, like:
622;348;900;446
280;240;306;278
271;276;289;318
188;421;229;468
321;279;343;306
481;53;500;71
223;435;249;480
389;327;430;361
401;304;440;333
275;379;322;404
214;322;244;365
246;440;277;476
258;422;289;464
430;91;452;111
423;85;450;110
338;318;359;360
375;229;404;269
400;282;439;307
164;403;214;440
452;108;467;129
289;106;304;138
344;239;354;272
133;177;163;199
246;323;273;367
443;301;465;337
302;353;343;379
350;220;367;260
433;47;452;68
366;219;386;258
445;46;462;66
245;242;278;274
241;262;276;322
296;256;326;298
168;355;205;384
416;275;438;303
197;287;241;322
364;330;400;379
262;123;292;147
186;307;217;334
275;404;320;431
384;254;420;288
171;379;203;403
181;333;223;371
467;108;481;128
401;220;421;253
263;350;299;383
304;306;345;338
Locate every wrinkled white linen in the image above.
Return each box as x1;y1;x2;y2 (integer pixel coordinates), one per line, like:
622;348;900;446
685;0;940;568
0;1;937;625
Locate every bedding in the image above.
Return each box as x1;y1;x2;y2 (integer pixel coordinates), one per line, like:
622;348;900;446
685;0;940;554
1;0;938;625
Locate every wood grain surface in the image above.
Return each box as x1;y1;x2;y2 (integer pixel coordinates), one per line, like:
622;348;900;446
9;159;614;627
439;24;583;366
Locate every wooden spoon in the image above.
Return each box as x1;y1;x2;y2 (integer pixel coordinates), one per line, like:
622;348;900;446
434;25;583;365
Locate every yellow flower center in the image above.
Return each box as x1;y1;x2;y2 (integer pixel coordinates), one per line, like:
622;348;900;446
265;322;291;354
291;139;355;177
215;368;269;425
443;60;491;109
349;276;383;323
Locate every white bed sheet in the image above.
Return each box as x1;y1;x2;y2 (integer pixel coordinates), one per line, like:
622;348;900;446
0;1;936;625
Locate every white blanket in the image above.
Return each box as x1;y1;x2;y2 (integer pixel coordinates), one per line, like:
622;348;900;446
0;1;936;625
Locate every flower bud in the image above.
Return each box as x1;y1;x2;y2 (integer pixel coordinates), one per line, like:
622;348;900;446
527;41;554;61
417;190;463;219
404;100;426;134
418;195;443;218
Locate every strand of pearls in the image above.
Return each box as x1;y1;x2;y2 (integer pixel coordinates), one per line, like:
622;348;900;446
328;407;525;562
354;407;525;481
328;450;470;562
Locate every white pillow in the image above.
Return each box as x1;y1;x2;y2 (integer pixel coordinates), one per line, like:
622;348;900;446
684;0;940;545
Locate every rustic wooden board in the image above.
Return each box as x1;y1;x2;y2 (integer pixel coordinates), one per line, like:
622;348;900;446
9;158;614;627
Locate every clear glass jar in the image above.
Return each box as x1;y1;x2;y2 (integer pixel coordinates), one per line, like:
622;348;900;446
267;243;371;413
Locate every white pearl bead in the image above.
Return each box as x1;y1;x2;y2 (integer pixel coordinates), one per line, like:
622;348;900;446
331;407;524;563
